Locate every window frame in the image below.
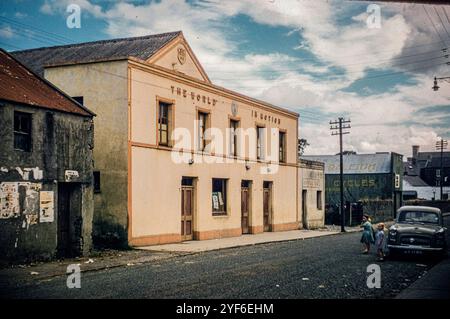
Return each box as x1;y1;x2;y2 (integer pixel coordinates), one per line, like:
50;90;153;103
256;125;265;160
317;190;322;210
156;97;175;147
229;118;240;157
13;111;32;152
93;171;101;193
198;110;210;152
279;130;286;163
212;178;228;216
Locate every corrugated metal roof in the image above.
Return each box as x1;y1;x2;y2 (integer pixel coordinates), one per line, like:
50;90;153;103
11;31;181;76
302;153;392;174
0;49;94;116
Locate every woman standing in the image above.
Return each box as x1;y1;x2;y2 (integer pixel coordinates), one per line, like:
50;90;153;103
360;214;374;254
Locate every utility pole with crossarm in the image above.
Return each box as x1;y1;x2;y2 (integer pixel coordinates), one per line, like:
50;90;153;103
435;139;448;200
330;118;351;232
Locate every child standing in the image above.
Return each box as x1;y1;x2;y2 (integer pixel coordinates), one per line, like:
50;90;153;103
360;215;374;254
375;223;386;261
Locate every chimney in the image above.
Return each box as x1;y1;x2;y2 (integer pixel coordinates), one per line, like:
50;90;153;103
412;145;419;159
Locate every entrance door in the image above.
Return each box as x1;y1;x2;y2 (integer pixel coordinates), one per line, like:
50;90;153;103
302;190;308;229
181;178;194;241
241;181;250;234
57;183;82;258
263;182;272;232
57;184;71;257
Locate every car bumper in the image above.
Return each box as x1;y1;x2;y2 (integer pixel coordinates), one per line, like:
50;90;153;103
388;244;445;251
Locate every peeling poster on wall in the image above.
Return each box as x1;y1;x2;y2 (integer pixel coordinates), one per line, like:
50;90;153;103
39;191;54;223
0;182;19;218
19;182;41;227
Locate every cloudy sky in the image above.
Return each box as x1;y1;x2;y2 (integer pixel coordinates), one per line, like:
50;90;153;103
1;0;449;158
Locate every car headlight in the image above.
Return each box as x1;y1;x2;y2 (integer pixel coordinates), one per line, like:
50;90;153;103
436;229;445;239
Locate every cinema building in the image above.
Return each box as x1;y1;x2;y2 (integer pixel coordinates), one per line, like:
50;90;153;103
13;31;320;247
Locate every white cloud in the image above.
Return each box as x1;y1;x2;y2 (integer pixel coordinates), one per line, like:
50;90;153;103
0;26;14;38
37;0;450;157
40;1;54;15
14;12;28;19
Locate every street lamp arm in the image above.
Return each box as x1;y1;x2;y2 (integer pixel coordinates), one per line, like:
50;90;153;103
432;76;450;91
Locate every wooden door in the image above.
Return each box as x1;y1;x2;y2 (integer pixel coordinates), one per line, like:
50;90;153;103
302;190;308;229
57;184;71;257
241;187;250;234
263;186;271;232
181;186;193;241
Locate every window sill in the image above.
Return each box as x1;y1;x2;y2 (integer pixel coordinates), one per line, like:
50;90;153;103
212;213;228;218
157;144;172;150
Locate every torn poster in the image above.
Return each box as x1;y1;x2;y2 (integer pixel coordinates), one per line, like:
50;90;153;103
39;191;54;223
0;182;19;218
19;182;41;226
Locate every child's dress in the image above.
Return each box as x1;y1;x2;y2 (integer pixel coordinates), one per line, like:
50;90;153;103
360;221;374;244
375;230;385;252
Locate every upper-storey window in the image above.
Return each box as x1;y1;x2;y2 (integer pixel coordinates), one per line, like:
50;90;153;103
230;119;239;157
257;126;265;160
14;111;32;152
198;111;209;151
279;131;286;163
158;101;172;146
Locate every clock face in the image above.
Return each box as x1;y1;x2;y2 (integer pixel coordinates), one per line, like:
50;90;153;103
231;101;238;116
177;47;186;65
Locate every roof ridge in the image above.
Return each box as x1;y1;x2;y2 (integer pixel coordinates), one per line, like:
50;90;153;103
12;31;182;54
0;48;95;116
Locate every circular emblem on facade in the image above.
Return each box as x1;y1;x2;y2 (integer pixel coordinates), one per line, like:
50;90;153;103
231;101;238;116
177;47;186;65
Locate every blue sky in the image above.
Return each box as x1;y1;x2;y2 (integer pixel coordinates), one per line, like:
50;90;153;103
1;0;449;157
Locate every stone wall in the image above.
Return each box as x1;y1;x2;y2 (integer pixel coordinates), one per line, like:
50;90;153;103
0;102;94;263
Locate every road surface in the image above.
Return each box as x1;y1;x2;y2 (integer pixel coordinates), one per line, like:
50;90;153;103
0;232;441;299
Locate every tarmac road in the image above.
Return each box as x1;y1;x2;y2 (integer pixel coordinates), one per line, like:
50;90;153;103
0;232;441;299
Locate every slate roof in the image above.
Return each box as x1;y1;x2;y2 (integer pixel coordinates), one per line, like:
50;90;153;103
302;153;393;174
11;31;182;76
0;49;94;116
427;157;450;168
403;161;419;176
403;175;429;187
416;151;450;161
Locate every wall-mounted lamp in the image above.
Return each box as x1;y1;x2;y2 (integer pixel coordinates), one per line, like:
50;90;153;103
188;158;194;165
245;162;250;170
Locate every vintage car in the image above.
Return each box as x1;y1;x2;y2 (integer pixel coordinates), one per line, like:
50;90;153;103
388;206;447;256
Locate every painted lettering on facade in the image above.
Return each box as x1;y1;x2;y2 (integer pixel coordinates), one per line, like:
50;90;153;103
327;163;378;173
251;110;281;125
303;170;323;189
171;85;217;106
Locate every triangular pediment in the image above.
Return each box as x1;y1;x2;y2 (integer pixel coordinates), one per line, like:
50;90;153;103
147;33;211;83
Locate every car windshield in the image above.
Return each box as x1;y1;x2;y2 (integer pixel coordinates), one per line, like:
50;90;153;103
397;211;440;224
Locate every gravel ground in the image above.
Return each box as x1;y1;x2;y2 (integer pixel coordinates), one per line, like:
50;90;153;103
0;232;440;299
